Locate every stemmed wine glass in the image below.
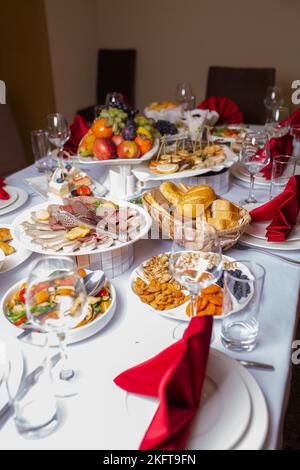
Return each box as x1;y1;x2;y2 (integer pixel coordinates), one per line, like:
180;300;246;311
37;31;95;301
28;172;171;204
264;86;285;118
47;113;71;168
170;221;222;337
26;256;87;397
175;82;196;110
265;105;290;138
239;131;270;205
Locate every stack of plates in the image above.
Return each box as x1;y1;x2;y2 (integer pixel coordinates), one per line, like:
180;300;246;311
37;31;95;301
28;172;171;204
0;186;28;217
125;348;268;450
241;207;300;250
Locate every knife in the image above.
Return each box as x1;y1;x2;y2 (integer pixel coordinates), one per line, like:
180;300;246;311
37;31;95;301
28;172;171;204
237;359;275;371
0;353;61;427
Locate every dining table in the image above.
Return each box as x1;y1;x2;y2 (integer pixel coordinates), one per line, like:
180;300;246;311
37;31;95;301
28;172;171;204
0;161;300;450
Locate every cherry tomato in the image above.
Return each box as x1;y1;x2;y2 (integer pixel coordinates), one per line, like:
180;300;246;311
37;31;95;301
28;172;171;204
98;288;109;298
18;288;26;304
77;185;92;196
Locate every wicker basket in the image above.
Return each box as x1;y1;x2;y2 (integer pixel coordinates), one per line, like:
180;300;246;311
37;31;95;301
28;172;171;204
142;189;251;251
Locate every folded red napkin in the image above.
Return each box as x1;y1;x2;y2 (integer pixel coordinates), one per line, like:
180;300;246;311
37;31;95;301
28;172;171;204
0;177;10;201
64;115;89;155
114;316;212;450
250;175;300;242
259;134;294;180
280;107;300;128
197;96;244;125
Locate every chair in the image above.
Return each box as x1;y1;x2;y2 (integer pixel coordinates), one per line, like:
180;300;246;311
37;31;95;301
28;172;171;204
206;66;276;124
0;104;27;177
78;49;136;124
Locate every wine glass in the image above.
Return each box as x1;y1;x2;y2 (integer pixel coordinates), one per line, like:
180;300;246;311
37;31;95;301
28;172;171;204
265;105;290;138
264;86;285;115
170;221;222;337
47;113;71;168
26;256;87;397
239;131;270;205
175;82;196;110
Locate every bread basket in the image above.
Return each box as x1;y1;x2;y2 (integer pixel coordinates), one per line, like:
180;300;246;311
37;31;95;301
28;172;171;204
142;188;251;251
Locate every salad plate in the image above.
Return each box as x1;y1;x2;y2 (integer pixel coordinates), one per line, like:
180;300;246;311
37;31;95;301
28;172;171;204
210;125;247;143
1;271;116;344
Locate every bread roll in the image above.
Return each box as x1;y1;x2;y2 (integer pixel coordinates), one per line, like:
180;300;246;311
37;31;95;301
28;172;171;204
211;199;238;213
176;202;205;219
160;182;183;205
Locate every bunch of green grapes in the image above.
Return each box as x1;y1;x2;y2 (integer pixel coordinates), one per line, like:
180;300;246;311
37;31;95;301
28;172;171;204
99;107;128;135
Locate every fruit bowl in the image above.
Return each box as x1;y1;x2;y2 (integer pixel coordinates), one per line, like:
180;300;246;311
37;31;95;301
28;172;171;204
77;137;160;166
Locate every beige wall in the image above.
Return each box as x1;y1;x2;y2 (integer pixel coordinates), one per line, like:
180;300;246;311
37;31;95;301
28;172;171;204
0;0;55;163
96;0;299;111
44;0;98;121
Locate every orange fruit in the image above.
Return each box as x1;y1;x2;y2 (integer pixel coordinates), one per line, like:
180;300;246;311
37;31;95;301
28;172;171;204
134;135;152;155
92;118;113;138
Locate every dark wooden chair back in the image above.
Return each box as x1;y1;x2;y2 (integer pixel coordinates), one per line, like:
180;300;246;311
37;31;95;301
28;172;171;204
206;66;276;124
0;104;26;177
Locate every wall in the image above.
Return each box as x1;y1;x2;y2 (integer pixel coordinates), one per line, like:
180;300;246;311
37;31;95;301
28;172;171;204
44;0;98;121
96;0;300;111
0;0;55;163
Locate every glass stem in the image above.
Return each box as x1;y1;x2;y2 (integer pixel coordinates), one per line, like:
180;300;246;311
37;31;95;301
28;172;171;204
57;332;74;381
190;293;198;318
248;173;255;201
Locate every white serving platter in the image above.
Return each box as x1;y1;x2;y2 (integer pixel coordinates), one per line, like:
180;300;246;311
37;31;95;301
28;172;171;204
12;200;152;257
77;138;160;166
132;145;238;182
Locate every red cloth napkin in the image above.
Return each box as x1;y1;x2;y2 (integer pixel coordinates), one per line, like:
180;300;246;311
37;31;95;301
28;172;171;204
114;316;212;450
64;115;89;155
259;134;294;180
280;107;300;128
0;178;10;201
197;96;244;125
250;175;300;242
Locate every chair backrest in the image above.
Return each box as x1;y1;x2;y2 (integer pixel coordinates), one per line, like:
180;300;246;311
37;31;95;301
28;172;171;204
0;80;6;104
0;104;27;177
97;49;136;106
206;66;276;124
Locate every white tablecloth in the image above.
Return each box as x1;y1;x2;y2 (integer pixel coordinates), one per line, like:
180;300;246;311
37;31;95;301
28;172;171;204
0;164;299;450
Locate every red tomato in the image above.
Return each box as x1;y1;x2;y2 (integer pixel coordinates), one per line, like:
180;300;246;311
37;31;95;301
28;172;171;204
15;315;27;327
19;288;26;304
98;288;109;298
77;185;92;196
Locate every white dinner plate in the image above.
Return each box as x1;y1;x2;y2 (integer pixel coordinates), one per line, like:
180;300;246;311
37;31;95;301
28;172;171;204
0;187;18;210
130;255;253;322
1;275;116;345
0;186;28;216
239;232;300;251
231;163;300;188
132;146;238;182
125;348;252;450
12;200;152;257
0;224;31;274
77;138;160;166
0;336;24;413
245;221;300;242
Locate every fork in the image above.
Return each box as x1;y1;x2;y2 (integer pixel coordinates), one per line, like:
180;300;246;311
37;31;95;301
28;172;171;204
235;243;300;267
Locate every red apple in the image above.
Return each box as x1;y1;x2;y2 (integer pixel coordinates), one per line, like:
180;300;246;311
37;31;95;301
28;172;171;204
117;140;141;159
112;135;124;147
93;137;116;160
